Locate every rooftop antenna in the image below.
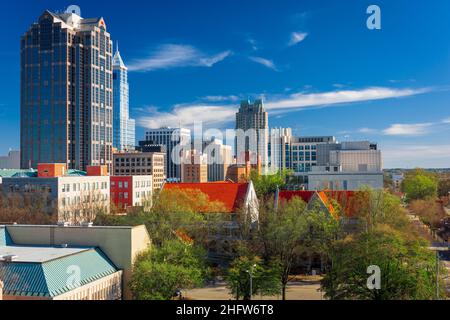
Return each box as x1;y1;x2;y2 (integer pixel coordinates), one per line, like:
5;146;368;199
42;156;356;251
116;41;119;53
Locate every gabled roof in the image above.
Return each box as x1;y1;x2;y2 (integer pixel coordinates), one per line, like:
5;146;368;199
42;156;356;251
163;182;250;213
278;190;356;218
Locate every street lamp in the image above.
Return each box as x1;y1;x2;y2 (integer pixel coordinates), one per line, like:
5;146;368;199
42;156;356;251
246;264;257;300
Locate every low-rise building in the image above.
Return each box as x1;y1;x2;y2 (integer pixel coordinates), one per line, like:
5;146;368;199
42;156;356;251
0;224;151;300
111;175;153;212
0;164;110;224
181;150;208;183
113;151;166;190
226;151;261;183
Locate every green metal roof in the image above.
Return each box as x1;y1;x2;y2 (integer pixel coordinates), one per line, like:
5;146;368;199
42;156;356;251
0;248;118;297
0;169;37;178
66;169;87;177
0;227;118;298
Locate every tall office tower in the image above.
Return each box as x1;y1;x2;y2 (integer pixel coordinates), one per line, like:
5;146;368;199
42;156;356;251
268;128;293;173
20;8;113;171
203;139;233;182
235;99;269;170
145;128;191;181
113;46;135;152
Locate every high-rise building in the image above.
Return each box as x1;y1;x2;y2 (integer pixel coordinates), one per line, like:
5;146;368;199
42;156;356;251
203;139;233;182
113;46;135;152
235;99;268;170
20;9;113;171
145;128;191;181
268;128;293;173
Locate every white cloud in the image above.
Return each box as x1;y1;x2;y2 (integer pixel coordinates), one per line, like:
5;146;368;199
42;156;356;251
136;86;432;129
383;144;450;168
249;56;279;71
288;32;308;46
128;44;232;72
358;127;377;134
265;87;431;111
442;117;450;124
382;123;433;136
200;95;241;103
137;104;236;129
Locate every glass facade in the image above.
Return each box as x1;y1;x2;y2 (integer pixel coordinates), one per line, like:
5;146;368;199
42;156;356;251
113;49;135;152
21;11;113;171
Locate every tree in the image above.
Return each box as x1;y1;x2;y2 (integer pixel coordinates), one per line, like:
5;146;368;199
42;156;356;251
225;255;281;300
0;191;57;225
402;170;438;202
130;240;209;300
322;225;441;300
438;178;450;198
255;196;341;300
247;169;291;198
96;188;226;246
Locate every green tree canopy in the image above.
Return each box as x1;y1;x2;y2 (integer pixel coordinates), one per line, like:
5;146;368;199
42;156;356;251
130;240;210;300
225;255;281;300
402;170;438;202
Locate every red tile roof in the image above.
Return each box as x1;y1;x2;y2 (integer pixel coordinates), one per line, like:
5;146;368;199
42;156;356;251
163;182;250;213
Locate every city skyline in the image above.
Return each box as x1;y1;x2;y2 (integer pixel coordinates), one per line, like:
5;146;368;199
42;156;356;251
1;1;450;168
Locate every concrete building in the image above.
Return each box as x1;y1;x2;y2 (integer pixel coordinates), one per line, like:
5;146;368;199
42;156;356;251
145;128;191;181
113;151;166;190
203;139;233;182
307;141;383;191
291;136;337;175
113;46;135;152
21;8;113;171
1;164;110;224
0;224;151;300
0;150;20;169
111;175;152;212
181;150;208;183
235;100;269;171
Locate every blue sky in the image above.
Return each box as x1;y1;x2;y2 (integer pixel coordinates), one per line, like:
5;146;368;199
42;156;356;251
1;0;450;168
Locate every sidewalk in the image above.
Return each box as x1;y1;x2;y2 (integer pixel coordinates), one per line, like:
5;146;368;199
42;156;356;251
185;281;323;301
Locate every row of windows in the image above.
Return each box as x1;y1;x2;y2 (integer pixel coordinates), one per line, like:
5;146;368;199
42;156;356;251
61;182;108;193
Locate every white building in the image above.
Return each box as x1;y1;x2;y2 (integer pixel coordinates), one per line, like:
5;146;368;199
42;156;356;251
1;165;110;224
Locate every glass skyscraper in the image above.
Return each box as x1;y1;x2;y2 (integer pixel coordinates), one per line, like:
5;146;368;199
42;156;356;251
20;10;113;171
235;99;269;170
113;47;135;152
